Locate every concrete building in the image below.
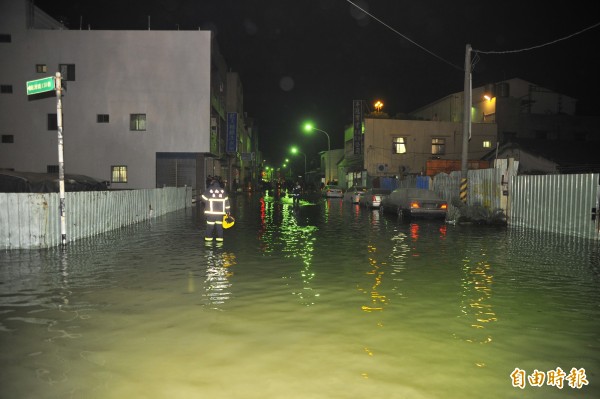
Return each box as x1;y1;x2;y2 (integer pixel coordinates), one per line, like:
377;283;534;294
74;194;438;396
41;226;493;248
337;77;599;187
338;112;496;188
410;77;600;174
0;0;252;193
409;77;589;143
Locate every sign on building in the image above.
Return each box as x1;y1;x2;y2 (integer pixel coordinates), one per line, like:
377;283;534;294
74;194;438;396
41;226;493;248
353;100;363;155
226;112;237;153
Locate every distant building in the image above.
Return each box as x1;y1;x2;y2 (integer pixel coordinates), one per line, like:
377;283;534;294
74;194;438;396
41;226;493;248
338;78;599;187
411;77;600;174
339;116;496;188
0;0;254;192
409;77;597;143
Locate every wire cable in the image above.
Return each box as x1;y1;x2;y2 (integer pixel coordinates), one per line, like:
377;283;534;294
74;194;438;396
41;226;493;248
346;0;600;72
345;0;463;71
473;22;600;54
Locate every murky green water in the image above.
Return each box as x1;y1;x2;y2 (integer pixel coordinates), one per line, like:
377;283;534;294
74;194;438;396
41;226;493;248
1;193;599;398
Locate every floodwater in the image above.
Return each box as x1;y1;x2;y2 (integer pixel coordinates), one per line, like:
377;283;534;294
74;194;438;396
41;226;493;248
1;191;599;399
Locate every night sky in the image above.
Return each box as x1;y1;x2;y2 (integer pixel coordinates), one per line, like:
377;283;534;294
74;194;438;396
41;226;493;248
32;0;600;166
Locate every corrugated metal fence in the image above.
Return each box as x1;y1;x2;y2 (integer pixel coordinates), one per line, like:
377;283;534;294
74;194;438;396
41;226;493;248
432;169;503;211
404;170;600;240
510;173;599;239
0;187;192;249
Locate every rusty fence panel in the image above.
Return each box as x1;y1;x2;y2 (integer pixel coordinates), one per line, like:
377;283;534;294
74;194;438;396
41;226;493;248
0;187;192;249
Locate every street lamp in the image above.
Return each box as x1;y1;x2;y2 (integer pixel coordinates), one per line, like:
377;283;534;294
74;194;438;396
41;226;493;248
290;146;307;177
303;122;331;184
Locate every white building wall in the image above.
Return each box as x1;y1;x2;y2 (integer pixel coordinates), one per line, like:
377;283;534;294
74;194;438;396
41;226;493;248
0;1;212;189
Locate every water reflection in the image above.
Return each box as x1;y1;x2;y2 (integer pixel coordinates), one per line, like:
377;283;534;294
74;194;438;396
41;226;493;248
257;197;319;306
459;245;497;345
198;245;237;308
359;243;388;312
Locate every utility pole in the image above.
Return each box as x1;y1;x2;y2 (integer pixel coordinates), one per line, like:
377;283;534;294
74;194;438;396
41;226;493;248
460;44;472;204
55;72;67;245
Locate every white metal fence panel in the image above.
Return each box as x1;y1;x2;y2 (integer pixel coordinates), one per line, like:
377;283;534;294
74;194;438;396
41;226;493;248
510;173;600;239
432;172;461;204
0;187;192;249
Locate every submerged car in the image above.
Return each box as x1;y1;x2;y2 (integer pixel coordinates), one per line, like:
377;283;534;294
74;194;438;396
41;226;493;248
359;188;391;208
322;185;344;198
380;187;448;219
343;186;367;203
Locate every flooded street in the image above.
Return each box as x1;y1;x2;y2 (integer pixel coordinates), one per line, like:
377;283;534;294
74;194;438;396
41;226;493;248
1;192;599;399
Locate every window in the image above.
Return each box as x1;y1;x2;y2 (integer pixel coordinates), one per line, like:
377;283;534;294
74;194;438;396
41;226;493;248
130;114;146;131
111;166;128;183
47;113;58;130
2;135;14;143
97;114;109;123
393;137;407;154
1;85;13;93
483;140;492;148
47;165;58;173
0;34;11;43
36;64;47;73
59;64;75;81
431;138;446;155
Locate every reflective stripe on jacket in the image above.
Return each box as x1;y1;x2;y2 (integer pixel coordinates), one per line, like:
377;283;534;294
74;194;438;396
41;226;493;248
201;184;230;215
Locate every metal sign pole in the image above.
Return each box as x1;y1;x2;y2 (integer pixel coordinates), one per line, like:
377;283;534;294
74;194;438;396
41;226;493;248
55;72;67;245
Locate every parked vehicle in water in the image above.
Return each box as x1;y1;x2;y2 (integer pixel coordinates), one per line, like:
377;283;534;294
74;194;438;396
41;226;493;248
343;186;367;204
380;187;448;219
359;188;391;208
322;185;344;198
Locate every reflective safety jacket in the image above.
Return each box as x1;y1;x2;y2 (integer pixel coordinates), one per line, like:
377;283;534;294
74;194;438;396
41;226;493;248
201;184;230;215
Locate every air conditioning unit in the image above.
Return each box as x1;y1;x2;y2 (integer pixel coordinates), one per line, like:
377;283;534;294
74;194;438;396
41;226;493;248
376;163;388;173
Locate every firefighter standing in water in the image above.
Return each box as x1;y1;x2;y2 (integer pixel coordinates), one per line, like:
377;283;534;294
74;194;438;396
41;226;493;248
201;177;231;242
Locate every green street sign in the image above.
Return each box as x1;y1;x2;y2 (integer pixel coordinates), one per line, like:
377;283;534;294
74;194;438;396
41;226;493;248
26;76;55;95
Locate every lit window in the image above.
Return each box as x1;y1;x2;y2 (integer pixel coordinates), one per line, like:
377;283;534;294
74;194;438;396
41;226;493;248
483;140;492;148
431;138;445;155
111;166;128;183
130;114;146;131
393;137;407;154
36;64;47;73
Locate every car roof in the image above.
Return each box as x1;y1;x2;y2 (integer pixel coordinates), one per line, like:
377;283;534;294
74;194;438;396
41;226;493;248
369;188;391;194
393;187;443;199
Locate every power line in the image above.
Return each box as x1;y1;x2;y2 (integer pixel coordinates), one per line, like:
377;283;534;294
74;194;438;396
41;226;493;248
345;0;463;72
473;22;600;55
345;0;600;73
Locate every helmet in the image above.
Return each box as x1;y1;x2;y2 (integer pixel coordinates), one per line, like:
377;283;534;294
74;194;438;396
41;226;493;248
222;214;235;229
